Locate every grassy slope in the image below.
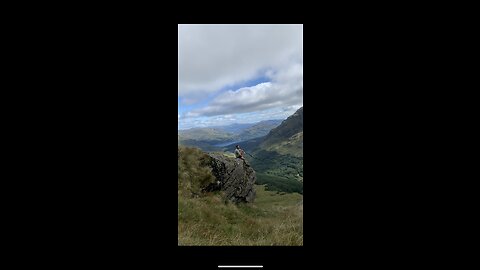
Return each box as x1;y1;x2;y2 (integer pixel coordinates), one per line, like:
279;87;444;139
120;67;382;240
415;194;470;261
178;185;303;246
256;173;303;194
178;146;303;246
262;131;303;157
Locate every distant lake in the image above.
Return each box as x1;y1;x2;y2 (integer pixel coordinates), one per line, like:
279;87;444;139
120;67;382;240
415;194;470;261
214;141;241;147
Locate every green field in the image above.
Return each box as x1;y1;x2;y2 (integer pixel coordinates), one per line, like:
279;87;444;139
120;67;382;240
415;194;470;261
178;185;303;246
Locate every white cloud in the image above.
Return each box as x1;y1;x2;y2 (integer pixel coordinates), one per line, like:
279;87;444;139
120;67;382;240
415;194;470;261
178;106;303;130
186;63;303;117
178;24;303;130
178;24;303;97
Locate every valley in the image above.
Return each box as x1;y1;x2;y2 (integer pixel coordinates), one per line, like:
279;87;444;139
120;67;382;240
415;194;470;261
179;107;304;195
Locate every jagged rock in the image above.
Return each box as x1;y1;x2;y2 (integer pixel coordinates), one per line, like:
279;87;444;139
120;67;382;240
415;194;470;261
203;153;256;203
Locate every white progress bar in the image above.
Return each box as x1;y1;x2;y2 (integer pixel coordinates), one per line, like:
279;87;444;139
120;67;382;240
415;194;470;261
218;266;263;268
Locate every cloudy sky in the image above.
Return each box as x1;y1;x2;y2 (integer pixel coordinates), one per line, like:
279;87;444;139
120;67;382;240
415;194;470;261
178;24;303;130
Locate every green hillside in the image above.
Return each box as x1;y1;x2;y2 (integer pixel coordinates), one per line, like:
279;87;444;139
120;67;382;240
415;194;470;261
178;146;303;246
178;185;303;246
234;120;282;142
256;173;303;194
178;146;217;196
260;107;303;156
249;151;303;183
250;107;303;187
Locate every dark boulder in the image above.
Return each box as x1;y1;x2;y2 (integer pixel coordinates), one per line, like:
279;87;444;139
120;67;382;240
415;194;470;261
203;153;256;203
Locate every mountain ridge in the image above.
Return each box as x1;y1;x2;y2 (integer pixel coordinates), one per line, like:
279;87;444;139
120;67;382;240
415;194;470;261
178;119;283;150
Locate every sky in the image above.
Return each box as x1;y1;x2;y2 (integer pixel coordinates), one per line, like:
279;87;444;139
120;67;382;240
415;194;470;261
178;24;303;130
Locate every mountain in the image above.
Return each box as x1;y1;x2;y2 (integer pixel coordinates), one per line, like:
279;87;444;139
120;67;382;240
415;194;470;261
221;107;304;192
246;107;303;188
178;108;303;193
178;119;283;151
234;120;282;142
212;123;256;133
260;107;303;157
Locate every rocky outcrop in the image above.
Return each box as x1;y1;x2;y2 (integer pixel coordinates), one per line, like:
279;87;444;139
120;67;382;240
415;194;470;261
203;153;256;203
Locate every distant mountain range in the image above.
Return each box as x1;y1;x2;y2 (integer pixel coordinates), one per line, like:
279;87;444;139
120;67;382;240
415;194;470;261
178;119;283;149
178;128;235;143
211;123;256;133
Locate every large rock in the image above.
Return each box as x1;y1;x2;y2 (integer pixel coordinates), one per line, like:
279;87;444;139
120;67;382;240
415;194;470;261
203;153;256;203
